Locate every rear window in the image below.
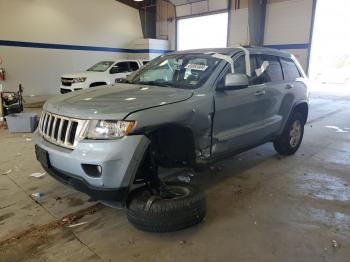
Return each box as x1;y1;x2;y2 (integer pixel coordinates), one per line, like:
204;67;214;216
259;55;283;82
281;57;301;81
129;62;140;71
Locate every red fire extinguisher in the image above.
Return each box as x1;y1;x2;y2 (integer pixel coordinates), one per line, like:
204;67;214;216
0;68;5;81
0;57;5;81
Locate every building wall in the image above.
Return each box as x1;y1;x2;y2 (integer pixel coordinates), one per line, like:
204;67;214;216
175;0;313;71
228;0;314;71
156;0;177;50
264;0;314;70
0;0;144;96
176;0;228;17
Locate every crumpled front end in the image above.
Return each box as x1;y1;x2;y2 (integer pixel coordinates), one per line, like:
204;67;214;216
33;118;150;202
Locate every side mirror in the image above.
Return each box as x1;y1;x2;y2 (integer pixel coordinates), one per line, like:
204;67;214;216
217;73;249;91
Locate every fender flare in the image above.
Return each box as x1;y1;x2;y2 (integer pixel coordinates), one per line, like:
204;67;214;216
279;100;309;135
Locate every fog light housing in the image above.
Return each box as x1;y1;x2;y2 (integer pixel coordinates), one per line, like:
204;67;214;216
81;164;102;177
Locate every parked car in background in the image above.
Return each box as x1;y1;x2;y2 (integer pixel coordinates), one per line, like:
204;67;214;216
35;47;309;232
60;59;148;94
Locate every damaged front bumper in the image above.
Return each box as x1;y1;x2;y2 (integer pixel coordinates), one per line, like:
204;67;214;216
33;131;150;202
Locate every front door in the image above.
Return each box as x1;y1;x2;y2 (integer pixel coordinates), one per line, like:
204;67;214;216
212;54;270;157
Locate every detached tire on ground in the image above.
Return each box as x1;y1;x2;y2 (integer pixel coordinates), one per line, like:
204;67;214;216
273;112;305;155
126;182;206;232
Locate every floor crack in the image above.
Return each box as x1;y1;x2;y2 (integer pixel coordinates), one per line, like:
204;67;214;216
71;230;106;261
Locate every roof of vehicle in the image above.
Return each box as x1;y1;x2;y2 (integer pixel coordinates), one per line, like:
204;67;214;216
173;46;292;58
99;59;146;63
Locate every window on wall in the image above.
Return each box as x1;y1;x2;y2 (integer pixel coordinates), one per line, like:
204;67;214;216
177;12;228;51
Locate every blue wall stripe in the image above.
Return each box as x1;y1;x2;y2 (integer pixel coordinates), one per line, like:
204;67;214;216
0;39;309;53
264;43;310;50
0;40;173;54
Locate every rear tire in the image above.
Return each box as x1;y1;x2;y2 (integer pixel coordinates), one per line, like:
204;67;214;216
273;112;304;155
126;182;206;233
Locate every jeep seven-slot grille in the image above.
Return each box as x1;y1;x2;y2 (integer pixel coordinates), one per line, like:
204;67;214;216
61;77;73;86
39;112;87;149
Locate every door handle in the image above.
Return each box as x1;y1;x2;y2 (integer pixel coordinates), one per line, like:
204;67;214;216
254;90;266;96
285;84;294;89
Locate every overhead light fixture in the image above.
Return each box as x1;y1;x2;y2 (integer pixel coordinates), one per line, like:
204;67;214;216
133;0;144;2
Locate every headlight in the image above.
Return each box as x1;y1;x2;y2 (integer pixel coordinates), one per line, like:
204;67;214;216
85;120;135;139
72;77;87;83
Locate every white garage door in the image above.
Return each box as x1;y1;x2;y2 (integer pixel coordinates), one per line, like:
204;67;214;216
177;12;228;51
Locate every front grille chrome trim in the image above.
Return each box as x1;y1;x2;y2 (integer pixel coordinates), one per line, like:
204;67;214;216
38;111;87;149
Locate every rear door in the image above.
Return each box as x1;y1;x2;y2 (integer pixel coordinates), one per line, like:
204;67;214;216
279;56;305;124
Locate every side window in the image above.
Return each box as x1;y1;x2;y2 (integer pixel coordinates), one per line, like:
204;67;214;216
233;55;246;74
110;62;130;74
280;57;301;81
129;62;140;71
233;54;262;86
218;54;262;87
258;55;283;83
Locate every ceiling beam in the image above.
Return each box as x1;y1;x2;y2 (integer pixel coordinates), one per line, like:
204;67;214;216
115;0;142;10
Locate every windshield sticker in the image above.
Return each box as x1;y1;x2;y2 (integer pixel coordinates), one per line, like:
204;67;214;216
185;64;208;71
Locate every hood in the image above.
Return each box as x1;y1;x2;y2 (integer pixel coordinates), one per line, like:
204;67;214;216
45;84;194;120
61;71;101;78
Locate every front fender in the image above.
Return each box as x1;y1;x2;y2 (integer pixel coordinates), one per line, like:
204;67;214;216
126;95;215;159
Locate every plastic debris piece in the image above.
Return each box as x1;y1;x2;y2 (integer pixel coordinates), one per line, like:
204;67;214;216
177;175;191;183
31;192;44;199
25;138;32;142
30;172;46;178
67;221;88;228
1;169;12;175
332;239;341;249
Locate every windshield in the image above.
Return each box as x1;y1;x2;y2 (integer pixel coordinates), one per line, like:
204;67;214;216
126;54;221;89
87;61;114;72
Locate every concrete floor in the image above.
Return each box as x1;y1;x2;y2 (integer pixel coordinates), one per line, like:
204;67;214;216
0;94;350;262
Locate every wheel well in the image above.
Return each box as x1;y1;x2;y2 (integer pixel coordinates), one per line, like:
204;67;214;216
148;124;196;168
294;102;308;124
90;82;107;87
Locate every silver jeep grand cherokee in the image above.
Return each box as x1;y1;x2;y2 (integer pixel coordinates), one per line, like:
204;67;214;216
34;47;309;232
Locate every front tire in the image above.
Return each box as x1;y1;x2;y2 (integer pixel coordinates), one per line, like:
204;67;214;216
273;112;304;155
126;182;206;233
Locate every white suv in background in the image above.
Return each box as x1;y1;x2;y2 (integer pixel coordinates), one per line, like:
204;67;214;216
60;60;149;94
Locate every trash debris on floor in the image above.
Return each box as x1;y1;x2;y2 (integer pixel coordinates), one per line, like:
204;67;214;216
1;169;12;175
30;172;46;178
67;221;88;228
325;125;349;133
332;239;341;249
31;192;44;199
25;138;32;142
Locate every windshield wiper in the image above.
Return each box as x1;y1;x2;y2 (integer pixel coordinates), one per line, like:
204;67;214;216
136;81;173;88
117;78;133;84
